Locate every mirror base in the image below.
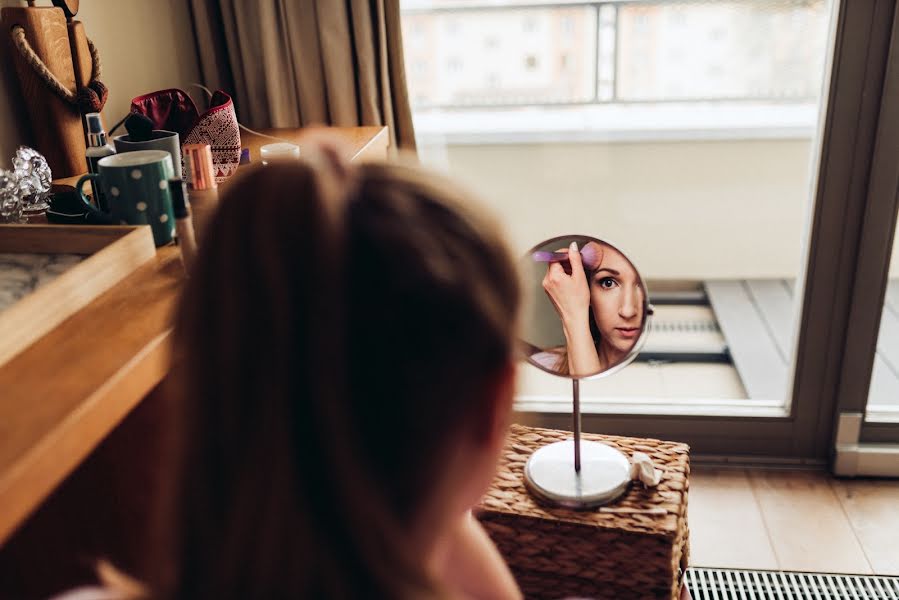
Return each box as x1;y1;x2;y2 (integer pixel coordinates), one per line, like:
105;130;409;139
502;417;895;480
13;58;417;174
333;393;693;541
523;440;630;510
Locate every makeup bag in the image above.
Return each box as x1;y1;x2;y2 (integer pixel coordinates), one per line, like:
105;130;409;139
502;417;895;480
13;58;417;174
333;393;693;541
129;88;240;183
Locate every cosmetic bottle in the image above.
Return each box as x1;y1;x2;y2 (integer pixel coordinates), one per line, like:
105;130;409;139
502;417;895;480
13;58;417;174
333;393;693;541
183;143;218;245
169;179;197;275
84;112;116;211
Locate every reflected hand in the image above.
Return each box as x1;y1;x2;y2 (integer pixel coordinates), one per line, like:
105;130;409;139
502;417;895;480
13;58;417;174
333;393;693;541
542;241;591;332
542;241;602;375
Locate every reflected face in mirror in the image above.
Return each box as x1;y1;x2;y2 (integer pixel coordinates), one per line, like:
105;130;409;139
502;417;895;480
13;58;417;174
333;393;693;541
522;235;650;379
587;242;645;363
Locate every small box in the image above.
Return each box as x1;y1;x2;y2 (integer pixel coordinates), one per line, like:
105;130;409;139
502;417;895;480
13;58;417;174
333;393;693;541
476;425;690;600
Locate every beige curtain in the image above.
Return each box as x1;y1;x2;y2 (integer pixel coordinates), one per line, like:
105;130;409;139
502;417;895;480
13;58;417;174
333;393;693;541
188;0;416;152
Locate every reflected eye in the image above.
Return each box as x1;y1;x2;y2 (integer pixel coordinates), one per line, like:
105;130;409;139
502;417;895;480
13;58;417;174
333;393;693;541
595;276;617;289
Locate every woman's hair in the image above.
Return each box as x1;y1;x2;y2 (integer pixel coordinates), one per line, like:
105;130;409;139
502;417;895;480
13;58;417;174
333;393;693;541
151;157;521;599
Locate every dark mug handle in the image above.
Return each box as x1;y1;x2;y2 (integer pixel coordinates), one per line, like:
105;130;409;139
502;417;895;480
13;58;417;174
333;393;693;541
74;173;109;219
75;173;118;225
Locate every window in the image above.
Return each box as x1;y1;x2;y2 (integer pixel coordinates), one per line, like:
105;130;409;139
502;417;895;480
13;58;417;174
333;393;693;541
401;1;828;139
397;0;899;462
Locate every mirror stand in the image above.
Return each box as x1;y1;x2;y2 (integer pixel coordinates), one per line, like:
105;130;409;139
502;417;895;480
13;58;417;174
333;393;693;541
521;234;651;509
573;378;581;471
523;379;631;510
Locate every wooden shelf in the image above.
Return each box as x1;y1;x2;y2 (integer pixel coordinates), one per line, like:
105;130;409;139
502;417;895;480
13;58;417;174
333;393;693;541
0;126;389;547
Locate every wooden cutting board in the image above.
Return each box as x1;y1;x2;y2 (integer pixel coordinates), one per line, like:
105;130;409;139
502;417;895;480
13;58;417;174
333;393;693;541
1;6;86;177
68;20;91;92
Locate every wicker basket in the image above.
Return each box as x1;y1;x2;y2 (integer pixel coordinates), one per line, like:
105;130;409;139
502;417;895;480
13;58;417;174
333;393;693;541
476;425;690;600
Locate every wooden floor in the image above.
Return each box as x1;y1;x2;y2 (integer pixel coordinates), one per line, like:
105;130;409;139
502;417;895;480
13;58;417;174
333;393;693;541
689;468;899;575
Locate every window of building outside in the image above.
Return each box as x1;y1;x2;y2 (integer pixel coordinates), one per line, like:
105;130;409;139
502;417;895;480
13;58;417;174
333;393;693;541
400;0;836;417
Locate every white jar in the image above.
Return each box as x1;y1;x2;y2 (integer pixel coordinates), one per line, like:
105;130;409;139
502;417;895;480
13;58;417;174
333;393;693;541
260;142;301;165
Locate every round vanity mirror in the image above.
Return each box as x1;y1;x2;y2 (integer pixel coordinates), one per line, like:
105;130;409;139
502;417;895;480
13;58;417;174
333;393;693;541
522;235;651;379
520;234;652;509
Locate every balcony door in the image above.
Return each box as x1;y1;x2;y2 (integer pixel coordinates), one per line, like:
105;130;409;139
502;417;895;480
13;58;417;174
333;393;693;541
401;0;899;463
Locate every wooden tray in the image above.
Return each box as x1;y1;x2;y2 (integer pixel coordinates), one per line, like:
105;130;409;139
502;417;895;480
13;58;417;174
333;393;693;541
0;224;156;367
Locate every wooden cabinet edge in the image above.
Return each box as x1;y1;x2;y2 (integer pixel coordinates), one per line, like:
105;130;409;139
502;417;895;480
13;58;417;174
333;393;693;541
0;331;171;546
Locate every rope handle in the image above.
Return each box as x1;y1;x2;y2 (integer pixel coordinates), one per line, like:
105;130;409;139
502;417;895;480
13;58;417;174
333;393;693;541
10;24;105;113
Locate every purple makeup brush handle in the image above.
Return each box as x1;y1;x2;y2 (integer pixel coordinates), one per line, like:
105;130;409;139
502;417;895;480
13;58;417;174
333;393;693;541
532;250;571;263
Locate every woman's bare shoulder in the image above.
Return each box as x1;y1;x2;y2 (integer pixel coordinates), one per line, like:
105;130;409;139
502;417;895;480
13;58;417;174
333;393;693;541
528;348;564;371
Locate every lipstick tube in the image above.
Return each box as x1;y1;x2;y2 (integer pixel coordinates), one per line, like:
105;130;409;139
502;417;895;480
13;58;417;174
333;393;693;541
183;143;219;245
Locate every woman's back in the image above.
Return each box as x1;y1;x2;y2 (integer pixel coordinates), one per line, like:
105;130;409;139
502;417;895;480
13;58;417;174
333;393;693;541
137;149;525;599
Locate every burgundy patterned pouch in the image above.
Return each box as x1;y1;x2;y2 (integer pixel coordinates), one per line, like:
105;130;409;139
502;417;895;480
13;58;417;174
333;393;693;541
130;88;240;182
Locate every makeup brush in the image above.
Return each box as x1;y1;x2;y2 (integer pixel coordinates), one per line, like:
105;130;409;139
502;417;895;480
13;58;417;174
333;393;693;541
532;244;602;270
124;113;155;142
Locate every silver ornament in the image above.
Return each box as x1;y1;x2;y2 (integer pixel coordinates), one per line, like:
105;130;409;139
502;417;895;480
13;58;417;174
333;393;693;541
0;168;23;223
12;146;52;215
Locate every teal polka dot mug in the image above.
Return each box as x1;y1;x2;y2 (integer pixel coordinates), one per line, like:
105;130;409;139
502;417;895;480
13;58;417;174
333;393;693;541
75;150;176;246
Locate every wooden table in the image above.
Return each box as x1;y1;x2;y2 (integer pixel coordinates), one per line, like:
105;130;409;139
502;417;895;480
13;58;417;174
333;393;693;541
240;126;389;165
0;127;388;556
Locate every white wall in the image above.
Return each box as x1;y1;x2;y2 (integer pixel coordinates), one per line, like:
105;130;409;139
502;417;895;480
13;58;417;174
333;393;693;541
434;139;817;281
0;0;199;162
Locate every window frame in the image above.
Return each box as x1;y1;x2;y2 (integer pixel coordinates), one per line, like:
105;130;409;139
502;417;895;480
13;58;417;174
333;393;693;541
831;2;899;451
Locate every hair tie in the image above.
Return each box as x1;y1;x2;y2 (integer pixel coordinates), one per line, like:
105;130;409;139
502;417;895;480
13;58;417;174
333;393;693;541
302;133;355;184
300;132;362;212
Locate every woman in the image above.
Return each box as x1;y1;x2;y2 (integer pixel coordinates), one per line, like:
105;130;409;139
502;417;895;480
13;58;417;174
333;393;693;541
537;240;644;377
60;142;524;599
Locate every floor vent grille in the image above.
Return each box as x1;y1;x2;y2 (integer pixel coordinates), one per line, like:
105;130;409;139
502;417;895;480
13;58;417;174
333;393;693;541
686;568;899;599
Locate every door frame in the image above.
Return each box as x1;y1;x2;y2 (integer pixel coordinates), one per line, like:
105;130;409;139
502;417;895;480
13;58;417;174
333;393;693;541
831;1;899;474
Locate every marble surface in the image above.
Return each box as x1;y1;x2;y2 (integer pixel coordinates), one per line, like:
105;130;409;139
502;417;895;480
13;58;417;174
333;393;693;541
0;253;85;314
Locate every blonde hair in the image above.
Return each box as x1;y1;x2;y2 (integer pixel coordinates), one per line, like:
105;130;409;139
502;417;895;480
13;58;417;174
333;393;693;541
151;156;521;599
